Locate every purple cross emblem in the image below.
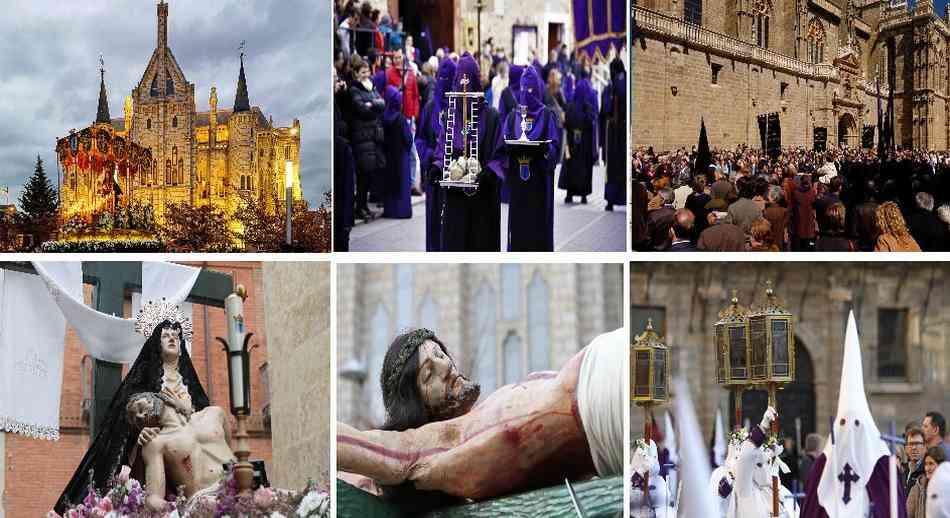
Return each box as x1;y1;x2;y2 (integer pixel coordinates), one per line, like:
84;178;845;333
838;463;860;504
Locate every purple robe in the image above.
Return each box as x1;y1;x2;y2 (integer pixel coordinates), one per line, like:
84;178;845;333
381;86;412;219
416;58;456;250
602;57;627;206
498;65;524;204
801;454;907;518
436;54;504;251
499;66;561;251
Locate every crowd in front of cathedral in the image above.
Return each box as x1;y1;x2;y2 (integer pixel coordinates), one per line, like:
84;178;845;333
632;145;950;252
331;0;626;251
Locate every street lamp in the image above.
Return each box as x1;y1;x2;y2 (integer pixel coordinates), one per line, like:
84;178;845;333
285;160;293;247
216;285;255;493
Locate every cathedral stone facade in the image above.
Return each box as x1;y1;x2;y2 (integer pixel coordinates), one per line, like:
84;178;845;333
632;0;950;151
337;264;624;430
59;1;302;226
630;263;950;443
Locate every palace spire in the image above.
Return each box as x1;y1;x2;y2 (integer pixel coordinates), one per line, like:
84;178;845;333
234;47;250;113
96;57;111;124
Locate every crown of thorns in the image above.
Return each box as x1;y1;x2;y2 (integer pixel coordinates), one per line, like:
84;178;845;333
382;328;436;404
134;298;193;343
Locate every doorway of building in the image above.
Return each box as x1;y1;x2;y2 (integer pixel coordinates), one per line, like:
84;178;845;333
548;23;564;55
399;0;455;58
838;113;857;148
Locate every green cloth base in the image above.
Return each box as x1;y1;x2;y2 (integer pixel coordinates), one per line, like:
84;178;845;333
336;476;623;518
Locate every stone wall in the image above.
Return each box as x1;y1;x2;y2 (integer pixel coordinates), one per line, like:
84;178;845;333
262;262;331;490
630;262;950;443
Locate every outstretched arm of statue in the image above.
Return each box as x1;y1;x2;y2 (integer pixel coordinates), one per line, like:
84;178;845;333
143;441;168;512
337;421;444;486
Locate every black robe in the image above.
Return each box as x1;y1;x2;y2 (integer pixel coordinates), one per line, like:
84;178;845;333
503;107;561;252
441;106;504;251
558;100;596;196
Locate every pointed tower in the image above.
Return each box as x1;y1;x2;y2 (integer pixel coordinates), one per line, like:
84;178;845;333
228;49;258;214
234;53;250;113
96;66;111;125
130;0;196;222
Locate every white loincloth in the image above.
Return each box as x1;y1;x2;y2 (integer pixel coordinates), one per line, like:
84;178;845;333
576;328;626;477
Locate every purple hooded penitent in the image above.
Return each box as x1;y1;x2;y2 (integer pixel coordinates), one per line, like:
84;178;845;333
382;85;403;125
516;65;547;141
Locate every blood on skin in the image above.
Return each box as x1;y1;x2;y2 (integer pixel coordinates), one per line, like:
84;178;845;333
338;434;448;462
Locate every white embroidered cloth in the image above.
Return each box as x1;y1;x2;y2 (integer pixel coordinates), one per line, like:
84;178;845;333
0;265;81;440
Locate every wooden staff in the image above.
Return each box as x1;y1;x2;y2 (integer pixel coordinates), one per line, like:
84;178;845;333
769;383;779;518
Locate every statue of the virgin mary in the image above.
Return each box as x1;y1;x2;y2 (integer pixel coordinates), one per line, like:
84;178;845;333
54;301;209;513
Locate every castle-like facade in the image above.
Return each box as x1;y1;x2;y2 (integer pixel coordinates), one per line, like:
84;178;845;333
632;0;950;151
58;1;302;225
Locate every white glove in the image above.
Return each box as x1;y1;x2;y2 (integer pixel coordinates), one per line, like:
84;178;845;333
760;406;777;431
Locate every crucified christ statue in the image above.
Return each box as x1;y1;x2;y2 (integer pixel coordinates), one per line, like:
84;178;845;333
338;327;624;502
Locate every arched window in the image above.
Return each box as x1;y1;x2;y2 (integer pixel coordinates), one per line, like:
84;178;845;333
394;265;414;332
527;271;550;373
752;0;772;48
165;160;171;185
473;282;497;397
172;116;178;128
807;18;826;63
165;68;175;95
502;332;524;385
146;118;152;130
150;77;159;97
417;292;440;337
365;304;391;426
501;264;521;320
171;147;178;185
177;158;184;185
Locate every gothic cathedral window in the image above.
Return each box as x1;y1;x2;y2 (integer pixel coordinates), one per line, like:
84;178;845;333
165;160;172;185
752;0;771;49
178;159;184;185
146;118;152;130
807;18;825;64
150;77;159;97
172;147;178;185
172;116;178;128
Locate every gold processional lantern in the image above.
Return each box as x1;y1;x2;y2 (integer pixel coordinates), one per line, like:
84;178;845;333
748;281;795;437
715;290;751;429
631;319;669;492
632;318;669;407
714;281;794;518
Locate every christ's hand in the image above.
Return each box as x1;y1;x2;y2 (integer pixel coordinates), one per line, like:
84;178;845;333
137;427;160;447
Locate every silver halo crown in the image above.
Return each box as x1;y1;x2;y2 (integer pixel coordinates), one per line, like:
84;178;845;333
134;298;193;343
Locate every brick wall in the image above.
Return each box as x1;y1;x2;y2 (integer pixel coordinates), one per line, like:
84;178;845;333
3;262;272;517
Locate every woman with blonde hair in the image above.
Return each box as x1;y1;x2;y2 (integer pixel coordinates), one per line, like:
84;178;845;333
874;201;922;251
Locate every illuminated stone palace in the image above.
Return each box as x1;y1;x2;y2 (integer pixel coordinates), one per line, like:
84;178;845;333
57;1;302;226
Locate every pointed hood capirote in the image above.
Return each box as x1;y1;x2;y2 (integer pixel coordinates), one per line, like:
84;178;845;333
816;311;890;516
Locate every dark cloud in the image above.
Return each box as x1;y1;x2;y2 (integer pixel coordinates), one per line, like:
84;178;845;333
0;0;331;207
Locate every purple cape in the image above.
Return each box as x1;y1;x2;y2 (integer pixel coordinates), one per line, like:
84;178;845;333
382;85;403;125
801;453;907;518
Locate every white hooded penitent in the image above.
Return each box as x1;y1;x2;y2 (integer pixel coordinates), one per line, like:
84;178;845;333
816;311;890;516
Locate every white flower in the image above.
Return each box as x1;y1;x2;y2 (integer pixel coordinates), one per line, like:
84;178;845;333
296;490;329;517
270;513;287;518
